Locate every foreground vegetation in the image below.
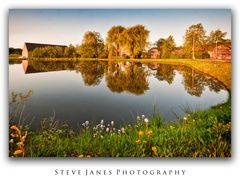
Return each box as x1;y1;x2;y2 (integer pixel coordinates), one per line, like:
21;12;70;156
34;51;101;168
9;98;231;158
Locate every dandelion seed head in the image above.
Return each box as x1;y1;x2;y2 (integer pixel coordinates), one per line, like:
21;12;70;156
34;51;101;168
144;118;149;123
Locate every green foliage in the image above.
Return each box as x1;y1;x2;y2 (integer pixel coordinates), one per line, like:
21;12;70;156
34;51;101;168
64;44;78;58
106;25;126;58
183;23;207;59
155;35;176;59
9;47;22;55
15;100;231;157
30;46;65;58
121;25;150;59
207;29;227;45
79;31;105;58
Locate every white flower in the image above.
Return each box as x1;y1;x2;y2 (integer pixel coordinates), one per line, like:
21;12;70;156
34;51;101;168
121;127;125;134
136;116;141;121
118;129;121;134
85;121;89;125
111;121;114;126
100;120;104;125
144;118;149;123
142;115;145;119
106;127;110;132
82;123;86;127
100;135;103;139
183;117;187;120
113;128;116;132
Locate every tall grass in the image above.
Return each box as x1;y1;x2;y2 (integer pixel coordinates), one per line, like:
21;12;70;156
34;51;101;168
9;99;231;157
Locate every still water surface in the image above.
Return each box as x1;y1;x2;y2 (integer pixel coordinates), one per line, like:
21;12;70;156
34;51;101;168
9;60;229;130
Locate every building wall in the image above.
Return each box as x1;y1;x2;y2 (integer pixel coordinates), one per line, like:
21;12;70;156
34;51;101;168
22;44;28;58
209;46;231;60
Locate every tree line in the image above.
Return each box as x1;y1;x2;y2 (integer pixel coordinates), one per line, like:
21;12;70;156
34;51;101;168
29;23;230;59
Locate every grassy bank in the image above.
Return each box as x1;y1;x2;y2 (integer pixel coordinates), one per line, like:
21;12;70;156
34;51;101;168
9;99;231;158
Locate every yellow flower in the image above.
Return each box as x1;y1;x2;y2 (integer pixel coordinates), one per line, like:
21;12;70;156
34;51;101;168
136;139;141;144
14;150;23;155
151;146;157;153
78;154;84;158
138;130;144;136
146;130;153;136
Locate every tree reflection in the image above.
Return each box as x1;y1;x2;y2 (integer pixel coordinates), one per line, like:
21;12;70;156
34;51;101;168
178;66;225;97
154;64;175;84
105;62;149;95
75;61;105;86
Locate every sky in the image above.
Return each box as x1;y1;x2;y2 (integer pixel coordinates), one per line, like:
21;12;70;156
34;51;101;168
9;9;231;48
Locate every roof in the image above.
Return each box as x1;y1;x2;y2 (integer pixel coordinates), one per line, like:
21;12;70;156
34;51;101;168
24;42;67;51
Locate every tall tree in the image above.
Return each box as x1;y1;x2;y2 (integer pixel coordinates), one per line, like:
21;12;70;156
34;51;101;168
183;23;206;59
80;31;104;58
106;25;126;58
207;29;227;59
121;25;149;59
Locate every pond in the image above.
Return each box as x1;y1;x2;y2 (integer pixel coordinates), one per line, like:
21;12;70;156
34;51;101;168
9;60;229;130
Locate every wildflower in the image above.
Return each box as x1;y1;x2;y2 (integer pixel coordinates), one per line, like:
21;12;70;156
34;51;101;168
111;121;114;126
14;150;23;155
100;135;103;139
193;119;195;122
136;139;141;144
79;154;84;158
85;121;89;125
146;130;153;136
136;116;141;121
183;117;187;121
142;115;145;119
106;127;109;132
144;118;149;123
82;123;86;127
113;128;116;132
121;128;125;134
118;129;121;134
151;146;157;153
100;120;104;125
143;140;148;144
138;130;144;136
10;125;20;132
9;139;14;143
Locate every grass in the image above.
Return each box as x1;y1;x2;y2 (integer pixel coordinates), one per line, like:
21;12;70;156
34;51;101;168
9;99;231;157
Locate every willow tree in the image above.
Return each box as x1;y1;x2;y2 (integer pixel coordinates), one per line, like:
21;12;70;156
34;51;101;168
183;23;206;59
122;25;149;59
207;29;227;59
106;25;126;58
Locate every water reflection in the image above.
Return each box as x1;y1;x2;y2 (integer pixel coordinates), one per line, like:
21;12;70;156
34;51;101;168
21;60;227;97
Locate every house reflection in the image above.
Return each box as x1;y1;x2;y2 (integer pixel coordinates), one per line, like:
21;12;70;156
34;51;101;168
21;60;227;96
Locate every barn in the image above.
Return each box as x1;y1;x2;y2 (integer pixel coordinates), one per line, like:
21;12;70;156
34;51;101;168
208;42;231;61
21;42;67;58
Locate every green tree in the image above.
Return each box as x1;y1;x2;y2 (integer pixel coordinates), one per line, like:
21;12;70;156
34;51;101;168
121;25;149;59
79;31;104;58
183;23;206;59
106;25;126;58
64;44;77;58
207;29;227;59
